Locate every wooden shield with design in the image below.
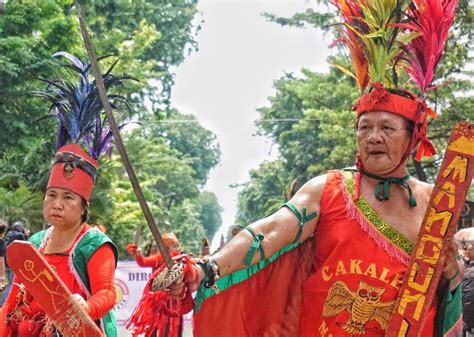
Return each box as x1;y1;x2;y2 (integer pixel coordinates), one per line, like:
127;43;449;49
6;241;103;337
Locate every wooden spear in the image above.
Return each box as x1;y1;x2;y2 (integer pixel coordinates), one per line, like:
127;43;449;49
78;5;173;269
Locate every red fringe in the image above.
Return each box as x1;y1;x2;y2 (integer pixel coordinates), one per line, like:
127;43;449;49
126;255;195;337
340;171;411;265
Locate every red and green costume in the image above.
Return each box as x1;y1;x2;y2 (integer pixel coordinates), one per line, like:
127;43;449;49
0;225;118;337
0;142;118;337
0;52;129;337
194;1;462;335
193;170;462;336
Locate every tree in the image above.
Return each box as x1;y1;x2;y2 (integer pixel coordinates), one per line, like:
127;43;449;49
235;160;288;226
102;124;221;258
144;109;221;186
236;1;473;223
0;185;43;230
83;0;201;107
0;0;201;185
257;69;358;182
0;0;223;256
198;191;223;240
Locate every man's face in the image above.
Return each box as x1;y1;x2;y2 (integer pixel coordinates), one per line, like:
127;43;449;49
461;240;474;260
357;111;411;175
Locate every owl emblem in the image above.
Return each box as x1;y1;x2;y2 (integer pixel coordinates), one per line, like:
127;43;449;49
322;281;395;335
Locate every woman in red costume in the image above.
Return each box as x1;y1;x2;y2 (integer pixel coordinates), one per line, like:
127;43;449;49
164;1;465;337
0;145;118;337
0;51;131;336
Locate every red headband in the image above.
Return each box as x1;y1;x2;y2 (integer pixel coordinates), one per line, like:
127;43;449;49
353;83;436;160
46;144;99;201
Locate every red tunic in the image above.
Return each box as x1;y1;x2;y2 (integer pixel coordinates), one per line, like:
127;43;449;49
193;170;443;336
299;170;436;336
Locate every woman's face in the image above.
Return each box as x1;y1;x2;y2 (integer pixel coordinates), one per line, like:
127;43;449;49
357;111;411;175
44;188;85;228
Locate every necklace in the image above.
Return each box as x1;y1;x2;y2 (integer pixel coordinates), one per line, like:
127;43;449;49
360;171;417;207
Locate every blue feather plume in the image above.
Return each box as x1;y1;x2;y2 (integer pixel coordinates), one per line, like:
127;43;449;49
34;52;135;159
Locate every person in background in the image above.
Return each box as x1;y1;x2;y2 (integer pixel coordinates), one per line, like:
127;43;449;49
200;238;210;258
0;221;7;293
127;232;184;337
230;225;244;238
455;228;474;337
23;228;32;241
127;232;182;272
0;221;26;306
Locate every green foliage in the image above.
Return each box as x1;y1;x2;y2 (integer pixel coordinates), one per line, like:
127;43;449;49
144;110;221;186
235;160;288;226
0;0;222;258
84;0;200;107
101;125;221;258
262;8;334;32
0;0;201;185
197;192;223;240
258;69;359;183
0;184;44;231
0;1;78;186
169;199;206;254
125;130;200;206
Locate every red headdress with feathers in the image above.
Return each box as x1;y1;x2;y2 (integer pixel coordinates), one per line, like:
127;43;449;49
35;52;132;202
332;0;457;162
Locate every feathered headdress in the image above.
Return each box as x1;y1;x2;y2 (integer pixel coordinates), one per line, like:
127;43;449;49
332;0;457;161
34;52;133;201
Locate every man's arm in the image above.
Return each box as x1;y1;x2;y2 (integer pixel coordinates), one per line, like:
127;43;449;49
209;174;326;279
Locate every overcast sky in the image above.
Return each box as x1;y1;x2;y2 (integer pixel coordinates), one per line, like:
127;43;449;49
171;0;332;249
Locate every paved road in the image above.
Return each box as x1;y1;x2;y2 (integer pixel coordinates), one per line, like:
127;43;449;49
118;320;193;336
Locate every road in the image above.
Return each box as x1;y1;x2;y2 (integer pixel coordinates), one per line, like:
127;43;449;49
117;318;193;336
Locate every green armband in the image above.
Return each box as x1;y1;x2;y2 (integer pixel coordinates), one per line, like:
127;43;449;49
280;202;317;242
244;227;265;267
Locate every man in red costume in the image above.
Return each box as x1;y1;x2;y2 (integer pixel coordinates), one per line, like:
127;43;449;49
185;89;464;337
165;2;465;336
